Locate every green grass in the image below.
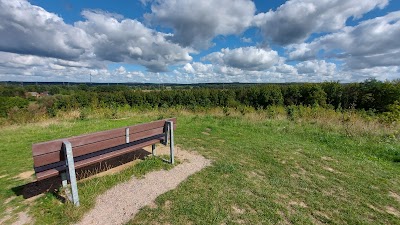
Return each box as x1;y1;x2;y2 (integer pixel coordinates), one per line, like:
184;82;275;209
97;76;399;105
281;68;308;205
31;155;175;225
0;116;175;224
130;115;400;224
1;113;400;224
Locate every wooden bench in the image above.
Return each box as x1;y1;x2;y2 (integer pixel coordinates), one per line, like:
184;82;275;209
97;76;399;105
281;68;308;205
32;118;176;206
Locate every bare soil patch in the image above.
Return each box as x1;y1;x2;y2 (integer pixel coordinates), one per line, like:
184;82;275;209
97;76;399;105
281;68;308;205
288;201;308;208
12;211;32;225
322;166;337;173
367;203;383;213
4;196;16;204
232;205;245;214
0;208;12;225
389;191;400;203
14;171;34;180
76;146;211;225
385;206;400;217
321;156;334;161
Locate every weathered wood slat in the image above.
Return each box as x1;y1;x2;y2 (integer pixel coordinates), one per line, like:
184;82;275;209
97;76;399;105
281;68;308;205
32;118;176;157
74;138;163;169
33;136;125;167
128;118;176;135
36;169;59;181
33;126;168;167
35;137;164;180
32;128;125;156
33;118;176;180
130;127;164;142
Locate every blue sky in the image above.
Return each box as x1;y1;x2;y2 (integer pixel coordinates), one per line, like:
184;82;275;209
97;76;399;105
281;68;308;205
0;0;399;83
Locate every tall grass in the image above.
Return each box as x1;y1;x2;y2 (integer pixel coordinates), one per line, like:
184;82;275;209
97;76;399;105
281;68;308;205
2;105;399;139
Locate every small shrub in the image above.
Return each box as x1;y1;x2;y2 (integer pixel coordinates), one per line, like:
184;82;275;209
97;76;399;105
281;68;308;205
381;101;400;124
79;108;90;120
0;117;7;126
222;107;230;116
286;105;298;121
237;105;254;116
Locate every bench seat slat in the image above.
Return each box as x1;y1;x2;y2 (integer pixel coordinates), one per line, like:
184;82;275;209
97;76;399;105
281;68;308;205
33;118;176;181
33;126;167;167
36;137;164;181
74;137;163;169
33;136;125;167
128;118;176;135
32;128;125;156
32;118;177;157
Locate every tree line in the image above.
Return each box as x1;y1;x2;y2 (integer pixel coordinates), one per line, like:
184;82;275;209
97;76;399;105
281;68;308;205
0;79;399;119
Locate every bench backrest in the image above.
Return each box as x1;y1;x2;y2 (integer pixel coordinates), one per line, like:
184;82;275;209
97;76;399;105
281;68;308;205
32;118;176;181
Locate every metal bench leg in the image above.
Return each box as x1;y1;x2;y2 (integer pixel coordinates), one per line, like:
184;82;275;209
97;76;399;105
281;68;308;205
163;122;169;146
125;128;130;143
61;172;68;187
167;121;174;164
152;144;156;156
63;141;80;206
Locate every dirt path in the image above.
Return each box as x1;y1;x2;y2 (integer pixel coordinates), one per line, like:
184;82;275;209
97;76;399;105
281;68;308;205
76;146;211;225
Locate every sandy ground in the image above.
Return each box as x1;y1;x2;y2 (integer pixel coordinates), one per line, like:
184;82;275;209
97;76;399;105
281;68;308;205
76;145;211;225
11;212;32;225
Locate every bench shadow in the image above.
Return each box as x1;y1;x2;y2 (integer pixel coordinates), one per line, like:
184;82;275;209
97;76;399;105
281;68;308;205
11;149;151;200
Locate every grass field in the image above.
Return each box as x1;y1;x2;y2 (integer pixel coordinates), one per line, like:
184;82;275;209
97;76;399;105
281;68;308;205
1;110;400;224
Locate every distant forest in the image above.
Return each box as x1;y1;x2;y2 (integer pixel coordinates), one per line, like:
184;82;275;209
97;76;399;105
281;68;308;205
1;79;399;122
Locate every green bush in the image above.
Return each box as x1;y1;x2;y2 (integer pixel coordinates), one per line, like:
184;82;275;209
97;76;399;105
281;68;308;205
381;101;400;124
286;105;298;121
0;96;29;117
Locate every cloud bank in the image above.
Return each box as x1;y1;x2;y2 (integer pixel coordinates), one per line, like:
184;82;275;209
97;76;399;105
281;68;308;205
253;0;388;45
0;0;398;83
145;0;256;49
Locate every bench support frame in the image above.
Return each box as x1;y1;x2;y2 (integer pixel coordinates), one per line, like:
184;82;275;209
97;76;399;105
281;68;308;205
49;120;175;206
61;141;80;206
167;121;175;164
158;121;175;164
152;144;156;156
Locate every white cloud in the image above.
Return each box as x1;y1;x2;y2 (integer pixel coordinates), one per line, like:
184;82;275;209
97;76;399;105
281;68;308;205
145;0;256;49
0;0;91;60
345;66;400;81
178;61;293;83
288;11;400;69
0;52;150;82
0;0;193;73
241;37;252;43
202;47;281;71
0;0;398;83
254;0;388;45
76;10;193;72
273;64;298;75
296;60;336;78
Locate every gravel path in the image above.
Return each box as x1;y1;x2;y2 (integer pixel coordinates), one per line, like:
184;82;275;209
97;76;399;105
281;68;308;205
76;146;211;225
